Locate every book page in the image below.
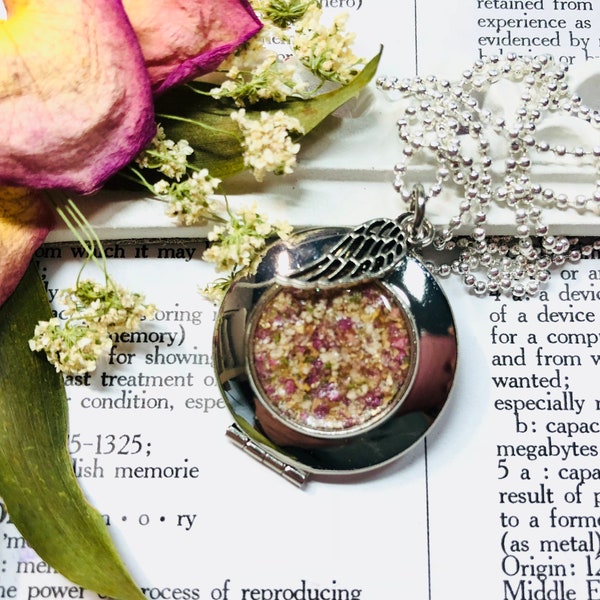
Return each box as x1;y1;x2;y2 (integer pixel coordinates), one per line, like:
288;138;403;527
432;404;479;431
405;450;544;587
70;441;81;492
344;0;600;72
54;0;600;240
413;0;600;74
3;243;434;599
3;241;600;599
427;255;600;599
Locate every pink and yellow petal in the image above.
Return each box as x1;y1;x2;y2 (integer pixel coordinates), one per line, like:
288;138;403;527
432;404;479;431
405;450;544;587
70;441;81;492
0;0;156;194
0;188;54;307
123;0;262;94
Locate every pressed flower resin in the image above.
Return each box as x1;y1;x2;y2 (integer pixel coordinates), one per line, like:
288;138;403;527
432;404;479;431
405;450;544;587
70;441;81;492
249;282;416;437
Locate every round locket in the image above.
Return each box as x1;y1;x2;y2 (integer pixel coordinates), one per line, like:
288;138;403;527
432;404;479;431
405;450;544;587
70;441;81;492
213;226;457;484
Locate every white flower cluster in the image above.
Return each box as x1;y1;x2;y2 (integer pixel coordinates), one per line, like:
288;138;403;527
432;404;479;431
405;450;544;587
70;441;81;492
210;3;307;107
154;169;222;226
133;127;222;226
292;5;363;84
136;125;193;181
212;56;306;107
211;0;362;106
230;109;304;182
204;203;292;272
29;320;113;375
124;0;367;301
29;279;155;375
60;280;155;332
201;203;292;301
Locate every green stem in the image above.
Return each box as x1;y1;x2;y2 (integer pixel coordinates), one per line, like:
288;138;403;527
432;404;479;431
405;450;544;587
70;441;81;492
183;83;218;97
156;113;241;141
53;199;111;289
125;167;158;194
222;194;236;222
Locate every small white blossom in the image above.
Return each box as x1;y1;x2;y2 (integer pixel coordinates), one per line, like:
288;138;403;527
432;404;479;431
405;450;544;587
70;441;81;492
210;28;306;106
231;109;304;182
153;179;170;195
61;279;156;334
202;203;292;274
292;5;363;84
30;279;155;375
200;278;234;305
136;125;193;181
153;169;222;226
29;319;112;375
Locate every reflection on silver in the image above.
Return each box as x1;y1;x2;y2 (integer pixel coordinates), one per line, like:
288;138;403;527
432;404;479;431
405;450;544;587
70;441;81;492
213;227;458;483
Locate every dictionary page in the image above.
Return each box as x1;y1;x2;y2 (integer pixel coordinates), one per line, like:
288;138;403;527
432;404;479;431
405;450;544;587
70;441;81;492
426;257;600;600
51;0;600;242
3;242;600;599
2;244;435;600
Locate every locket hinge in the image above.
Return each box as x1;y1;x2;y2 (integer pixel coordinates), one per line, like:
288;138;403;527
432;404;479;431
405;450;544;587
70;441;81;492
225;423;309;487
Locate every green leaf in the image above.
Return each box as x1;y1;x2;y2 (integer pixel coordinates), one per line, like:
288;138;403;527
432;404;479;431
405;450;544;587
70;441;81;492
154;48;382;179
0;263;144;600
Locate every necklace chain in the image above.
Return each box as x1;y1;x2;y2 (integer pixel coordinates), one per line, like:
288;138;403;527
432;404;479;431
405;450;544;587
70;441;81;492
376;53;600;297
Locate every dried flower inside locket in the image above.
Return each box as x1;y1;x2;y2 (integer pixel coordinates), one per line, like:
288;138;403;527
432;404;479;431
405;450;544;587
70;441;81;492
248;282;417;437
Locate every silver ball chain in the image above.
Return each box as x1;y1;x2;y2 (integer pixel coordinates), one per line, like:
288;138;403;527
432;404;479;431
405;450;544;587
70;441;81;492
376;53;600;297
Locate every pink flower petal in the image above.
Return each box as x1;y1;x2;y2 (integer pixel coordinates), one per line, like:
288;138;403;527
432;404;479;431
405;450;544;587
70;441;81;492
0;188;54;307
0;0;156;194
123;0;262;94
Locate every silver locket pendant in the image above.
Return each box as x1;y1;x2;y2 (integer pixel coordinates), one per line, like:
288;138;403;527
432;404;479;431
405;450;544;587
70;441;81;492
213;191;458;485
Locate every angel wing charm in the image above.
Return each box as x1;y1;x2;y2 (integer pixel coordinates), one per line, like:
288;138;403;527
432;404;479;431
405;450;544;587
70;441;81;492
275;216;409;289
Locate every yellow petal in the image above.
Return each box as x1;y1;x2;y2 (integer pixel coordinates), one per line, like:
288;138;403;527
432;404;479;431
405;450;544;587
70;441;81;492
0;187;53;307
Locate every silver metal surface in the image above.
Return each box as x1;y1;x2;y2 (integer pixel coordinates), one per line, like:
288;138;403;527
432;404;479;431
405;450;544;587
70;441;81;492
226;424;309;486
274;188;434;289
214;226;458;480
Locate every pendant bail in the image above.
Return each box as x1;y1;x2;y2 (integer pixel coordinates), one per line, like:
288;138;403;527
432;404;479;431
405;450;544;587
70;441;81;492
402;184;435;248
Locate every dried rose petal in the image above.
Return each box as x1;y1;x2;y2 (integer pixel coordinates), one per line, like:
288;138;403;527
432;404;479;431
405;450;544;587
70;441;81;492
123;0;262;93
0;188;54;306
0;0;156;193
